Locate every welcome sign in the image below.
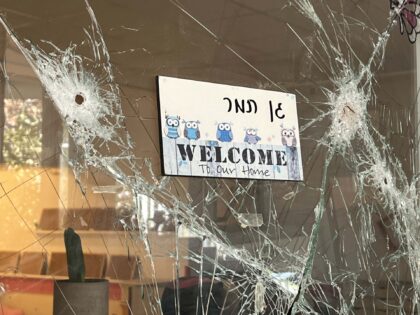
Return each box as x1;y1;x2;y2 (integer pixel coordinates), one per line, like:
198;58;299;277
157;76;303;181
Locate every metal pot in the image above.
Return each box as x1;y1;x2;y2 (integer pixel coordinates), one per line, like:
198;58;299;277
53;279;109;315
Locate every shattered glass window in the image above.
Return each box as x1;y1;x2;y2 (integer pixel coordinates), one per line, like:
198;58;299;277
0;0;418;314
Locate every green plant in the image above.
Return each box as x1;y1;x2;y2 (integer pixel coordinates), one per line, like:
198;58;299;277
64;228;85;282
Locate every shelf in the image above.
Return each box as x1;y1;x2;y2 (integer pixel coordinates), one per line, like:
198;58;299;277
0;272;170;287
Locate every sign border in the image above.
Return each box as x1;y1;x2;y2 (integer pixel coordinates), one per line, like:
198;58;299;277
156;75;304;182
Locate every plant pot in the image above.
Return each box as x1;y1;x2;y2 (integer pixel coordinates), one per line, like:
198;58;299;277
53;279;109;315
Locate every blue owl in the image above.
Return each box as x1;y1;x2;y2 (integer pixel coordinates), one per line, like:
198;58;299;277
244;128;261;144
165;115;180;139
183;120;201;140
216;122;233;142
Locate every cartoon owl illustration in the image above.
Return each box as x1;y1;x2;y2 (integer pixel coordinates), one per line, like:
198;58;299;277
216;122;233;142
281;125;297;147
164;115;181;139
244;128;261;144
281;124;300;180
183;120;201;140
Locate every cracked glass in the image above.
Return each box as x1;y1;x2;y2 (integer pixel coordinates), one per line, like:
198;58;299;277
0;0;418;314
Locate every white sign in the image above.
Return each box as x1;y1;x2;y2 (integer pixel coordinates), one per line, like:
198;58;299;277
157;76;303;181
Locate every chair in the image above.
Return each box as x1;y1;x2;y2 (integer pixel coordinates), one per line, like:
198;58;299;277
0;252;19;273
105;255;138;280
18;252;47;275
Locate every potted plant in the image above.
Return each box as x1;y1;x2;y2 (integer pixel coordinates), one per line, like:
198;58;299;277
53;228;108;315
